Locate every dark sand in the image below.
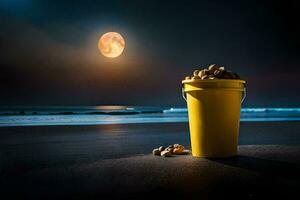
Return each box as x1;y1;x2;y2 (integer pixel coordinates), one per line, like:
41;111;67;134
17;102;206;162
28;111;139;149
1;122;300;199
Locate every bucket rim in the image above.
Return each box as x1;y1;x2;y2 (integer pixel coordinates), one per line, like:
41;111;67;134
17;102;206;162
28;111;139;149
182;79;246;84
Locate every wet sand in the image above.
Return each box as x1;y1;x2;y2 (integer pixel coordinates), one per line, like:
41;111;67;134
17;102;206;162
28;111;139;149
1;122;300;199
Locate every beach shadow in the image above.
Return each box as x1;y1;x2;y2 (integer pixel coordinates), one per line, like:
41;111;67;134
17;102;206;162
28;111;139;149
210;155;300;180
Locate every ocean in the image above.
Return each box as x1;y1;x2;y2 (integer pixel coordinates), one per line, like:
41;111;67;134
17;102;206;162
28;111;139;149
0;106;300;127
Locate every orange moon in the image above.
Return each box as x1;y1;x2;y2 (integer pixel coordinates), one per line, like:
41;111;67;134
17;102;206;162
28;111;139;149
98;32;125;58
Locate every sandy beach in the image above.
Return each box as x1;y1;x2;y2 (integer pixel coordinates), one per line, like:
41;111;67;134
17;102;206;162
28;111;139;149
1;122;300;199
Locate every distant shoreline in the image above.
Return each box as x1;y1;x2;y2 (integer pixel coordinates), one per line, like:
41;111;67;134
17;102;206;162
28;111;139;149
1;107;300;116
0;110;164;116
2;120;300;128
1;107;300;127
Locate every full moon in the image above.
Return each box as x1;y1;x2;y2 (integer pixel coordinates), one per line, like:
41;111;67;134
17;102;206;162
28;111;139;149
98;32;125;58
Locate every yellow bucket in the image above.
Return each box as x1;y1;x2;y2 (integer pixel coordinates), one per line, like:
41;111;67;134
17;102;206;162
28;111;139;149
182;79;246;158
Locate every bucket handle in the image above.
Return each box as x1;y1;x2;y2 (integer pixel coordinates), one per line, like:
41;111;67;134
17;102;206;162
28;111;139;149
182;87;187;101
182;86;246;104
241;88;246;103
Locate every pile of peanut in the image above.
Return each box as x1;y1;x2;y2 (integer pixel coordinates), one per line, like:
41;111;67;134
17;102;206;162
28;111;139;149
152;144;185;157
185;64;240;80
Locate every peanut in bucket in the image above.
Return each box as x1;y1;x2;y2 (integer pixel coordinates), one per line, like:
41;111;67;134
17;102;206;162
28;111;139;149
182;64;246;158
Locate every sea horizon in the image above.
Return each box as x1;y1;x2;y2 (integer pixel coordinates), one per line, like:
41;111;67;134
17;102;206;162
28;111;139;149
1;106;300;127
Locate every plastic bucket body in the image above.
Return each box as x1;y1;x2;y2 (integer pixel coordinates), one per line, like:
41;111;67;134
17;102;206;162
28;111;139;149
182;79;246;158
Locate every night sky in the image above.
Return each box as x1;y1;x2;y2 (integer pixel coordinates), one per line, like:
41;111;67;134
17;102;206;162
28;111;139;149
0;0;299;107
